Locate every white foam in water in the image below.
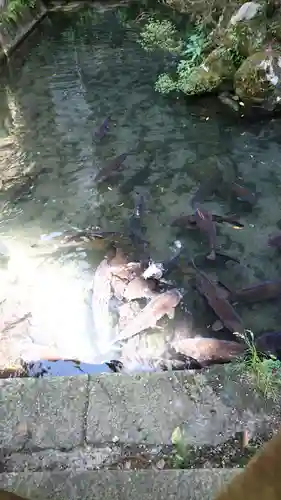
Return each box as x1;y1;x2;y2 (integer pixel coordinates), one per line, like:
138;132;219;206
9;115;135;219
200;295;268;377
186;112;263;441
5;242;98;363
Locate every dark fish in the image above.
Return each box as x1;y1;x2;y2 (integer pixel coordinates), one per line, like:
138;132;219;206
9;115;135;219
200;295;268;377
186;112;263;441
172;213;244;229
194;207;217;260
170;337;246;366
232;280;281;303
59;230;122;248
128;191;149;252
229;182;257;205
94;117;110;140
95;151;133;183
114;288;182;344
268;232;281;249
192;260;244;333
255;331;281;357
191;172;222;209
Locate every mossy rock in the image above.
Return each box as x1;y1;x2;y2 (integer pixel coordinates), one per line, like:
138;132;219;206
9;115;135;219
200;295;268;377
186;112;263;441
234;50;281;103
269;12;281;42
223;17;267;57
178;65;221;95
204;47;236;80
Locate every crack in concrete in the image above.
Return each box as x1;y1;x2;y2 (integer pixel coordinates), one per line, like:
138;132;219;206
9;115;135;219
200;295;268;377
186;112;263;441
82;375;90;445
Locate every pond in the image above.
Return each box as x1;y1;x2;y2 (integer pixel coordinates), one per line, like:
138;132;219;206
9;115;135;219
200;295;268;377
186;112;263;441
1;3;281;375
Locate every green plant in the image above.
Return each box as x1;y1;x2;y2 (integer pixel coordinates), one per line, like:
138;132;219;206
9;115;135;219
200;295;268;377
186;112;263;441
0;0;36;24
170;426;192;468
138;17;183;53
235;330;281;400
154;25;208;95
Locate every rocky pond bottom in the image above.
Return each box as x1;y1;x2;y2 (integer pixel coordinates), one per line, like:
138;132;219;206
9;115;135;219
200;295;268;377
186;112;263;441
0;5;281;384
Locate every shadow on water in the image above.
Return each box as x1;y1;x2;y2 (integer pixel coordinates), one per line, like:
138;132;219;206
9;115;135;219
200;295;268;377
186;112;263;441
1;5;281;374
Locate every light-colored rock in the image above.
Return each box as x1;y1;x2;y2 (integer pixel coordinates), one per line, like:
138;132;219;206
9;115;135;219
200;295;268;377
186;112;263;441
230;2;262;24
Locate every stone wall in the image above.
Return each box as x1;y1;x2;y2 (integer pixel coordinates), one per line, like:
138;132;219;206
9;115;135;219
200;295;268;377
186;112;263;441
0;0;47;59
0;367;280;499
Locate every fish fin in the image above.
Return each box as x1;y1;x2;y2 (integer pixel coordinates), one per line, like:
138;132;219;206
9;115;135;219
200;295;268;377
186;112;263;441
167;309;175;320
206;250;216;260
212;319;224;331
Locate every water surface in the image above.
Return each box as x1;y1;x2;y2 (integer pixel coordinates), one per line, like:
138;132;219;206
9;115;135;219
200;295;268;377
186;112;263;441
1;5;281;371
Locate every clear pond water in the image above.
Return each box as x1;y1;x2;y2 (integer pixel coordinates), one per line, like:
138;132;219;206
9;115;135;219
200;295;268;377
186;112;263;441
1;4;281;370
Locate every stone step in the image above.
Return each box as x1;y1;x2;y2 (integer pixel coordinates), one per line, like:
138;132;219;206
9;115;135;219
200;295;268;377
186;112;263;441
0;369;278;453
0;469;239;500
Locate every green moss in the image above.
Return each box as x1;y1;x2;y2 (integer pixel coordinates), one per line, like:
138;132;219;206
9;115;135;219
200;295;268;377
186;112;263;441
223;19;267;58
269;12;281;42
178;65;221;94
138;17;183;53
234;51;278;101
0;0;36;24
204;47;236;79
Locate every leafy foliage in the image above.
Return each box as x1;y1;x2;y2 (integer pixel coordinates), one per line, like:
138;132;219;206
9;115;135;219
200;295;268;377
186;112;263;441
0;0;36;25
138;17;183;54
152;23;208;95
234;330;281;401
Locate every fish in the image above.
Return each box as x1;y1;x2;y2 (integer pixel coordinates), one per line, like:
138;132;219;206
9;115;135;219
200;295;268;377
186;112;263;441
170;337;246;366
58;230;122;248
110;274;128;300
268;232;281;249
194;207;217;260
95;150;133;183
255;331;281;357
92;258;115;347
229;181;257;205
120;352;202;372
128;191;148;249
191;172;222;209
123;276;157;301
142;240;183;280
192;260;244;333
172;213;244;229
94;117;110;140
113;288;182;344
231;280;281;303
33;230;122;250
109;246;143;281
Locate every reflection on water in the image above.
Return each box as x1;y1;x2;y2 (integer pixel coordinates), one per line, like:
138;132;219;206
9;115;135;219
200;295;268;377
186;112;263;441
1;6;281;372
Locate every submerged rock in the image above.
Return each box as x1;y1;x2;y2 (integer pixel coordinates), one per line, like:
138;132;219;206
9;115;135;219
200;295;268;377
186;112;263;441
234;50;281;110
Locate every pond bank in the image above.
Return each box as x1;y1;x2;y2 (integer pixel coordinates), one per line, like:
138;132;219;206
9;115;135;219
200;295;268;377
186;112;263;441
0;0;47;59
0;368;280;491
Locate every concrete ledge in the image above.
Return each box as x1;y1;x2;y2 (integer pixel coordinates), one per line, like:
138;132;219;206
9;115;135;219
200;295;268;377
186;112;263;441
0;368;280;455
0;470;239;500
